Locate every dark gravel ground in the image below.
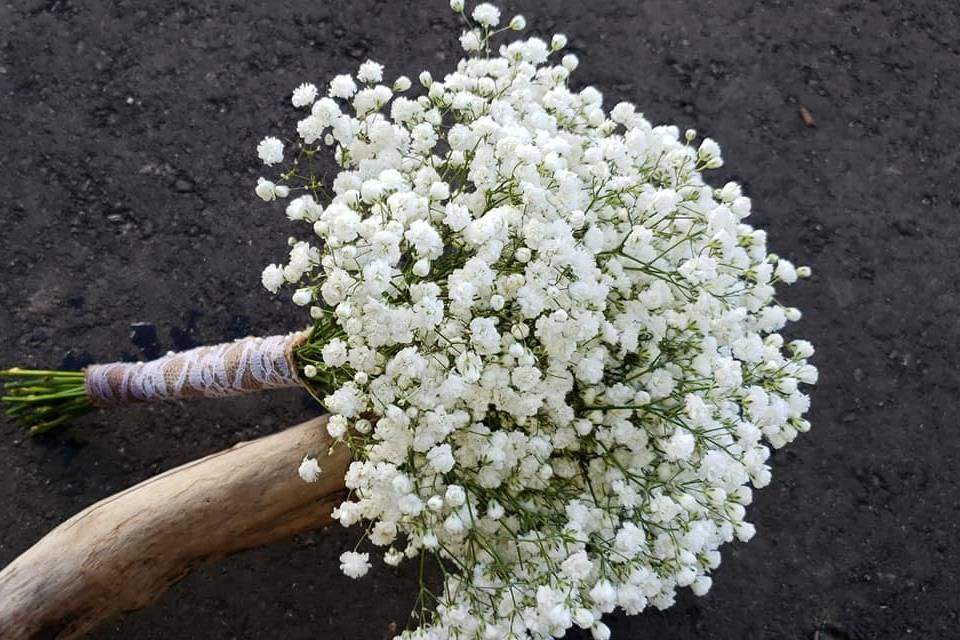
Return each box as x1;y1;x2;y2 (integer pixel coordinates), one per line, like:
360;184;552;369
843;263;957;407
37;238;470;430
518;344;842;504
2;1;958;638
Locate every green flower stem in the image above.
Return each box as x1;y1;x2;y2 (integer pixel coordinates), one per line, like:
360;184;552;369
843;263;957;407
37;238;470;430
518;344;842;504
0;368;94;435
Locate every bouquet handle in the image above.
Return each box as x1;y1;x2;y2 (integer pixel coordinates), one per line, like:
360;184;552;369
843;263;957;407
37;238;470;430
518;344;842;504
1;330;310;434
0;415;347;639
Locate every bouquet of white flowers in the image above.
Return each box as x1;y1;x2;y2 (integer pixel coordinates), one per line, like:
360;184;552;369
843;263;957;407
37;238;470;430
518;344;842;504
1;2;815;638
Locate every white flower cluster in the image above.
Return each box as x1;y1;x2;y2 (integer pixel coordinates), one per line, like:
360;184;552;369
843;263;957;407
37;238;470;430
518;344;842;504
255;3;816;638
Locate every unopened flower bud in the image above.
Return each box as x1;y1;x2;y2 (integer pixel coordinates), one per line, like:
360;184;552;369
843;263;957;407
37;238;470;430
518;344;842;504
292;288;312;306
591;622;611;640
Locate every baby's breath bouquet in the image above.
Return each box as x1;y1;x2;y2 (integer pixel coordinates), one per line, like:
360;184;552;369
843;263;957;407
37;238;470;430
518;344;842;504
2;2;816;638
255;2;816;638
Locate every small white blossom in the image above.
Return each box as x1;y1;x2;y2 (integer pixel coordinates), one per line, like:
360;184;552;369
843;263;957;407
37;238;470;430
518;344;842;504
261;264;284;293
357;60;384;84
322;338;348;367
445;484;466;507
327;414;349;439
338;551;370;578
699;137;723;168
329;74;358;99
255;177;277;201
471;3;500;27
292;82;318;107
460;30;482;52
427;443;456;473
298;455;321;483
256;136;284;166
664;429;696;461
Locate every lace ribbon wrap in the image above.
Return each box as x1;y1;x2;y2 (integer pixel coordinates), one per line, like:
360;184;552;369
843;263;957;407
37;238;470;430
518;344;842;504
84;332;308;408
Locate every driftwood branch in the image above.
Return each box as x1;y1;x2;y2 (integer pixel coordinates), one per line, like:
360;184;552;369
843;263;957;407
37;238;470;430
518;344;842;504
0;416;349;639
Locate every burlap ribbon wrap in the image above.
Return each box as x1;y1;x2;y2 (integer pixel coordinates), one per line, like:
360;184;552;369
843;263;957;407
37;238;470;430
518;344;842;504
84;331;309;407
